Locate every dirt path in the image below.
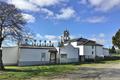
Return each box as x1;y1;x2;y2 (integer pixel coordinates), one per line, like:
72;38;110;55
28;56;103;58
30;63;120;80
110;63;120;69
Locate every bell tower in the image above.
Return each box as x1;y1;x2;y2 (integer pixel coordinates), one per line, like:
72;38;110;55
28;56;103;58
63;29;70;42
58;29;71;47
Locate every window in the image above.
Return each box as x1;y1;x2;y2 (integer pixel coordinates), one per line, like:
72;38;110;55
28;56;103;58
61;54;67;58
41;53;46;58
92;46;94;49
92;51;94;54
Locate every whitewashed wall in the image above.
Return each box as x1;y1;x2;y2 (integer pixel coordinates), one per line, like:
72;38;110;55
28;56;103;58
103;48;110;57
55;47;60;63
18;48;50;66
59;44;79;63
84;45;96;59
2;46;18;65
71;42;84;55
96;46;104;57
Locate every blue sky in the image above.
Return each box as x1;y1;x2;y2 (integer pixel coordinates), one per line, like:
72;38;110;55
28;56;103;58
2;0;120;48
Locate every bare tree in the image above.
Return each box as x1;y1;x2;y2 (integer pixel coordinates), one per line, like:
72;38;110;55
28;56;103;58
0;2;27;70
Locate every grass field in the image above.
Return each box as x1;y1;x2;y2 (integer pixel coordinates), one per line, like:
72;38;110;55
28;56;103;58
0;65;78;80
1;55;120;80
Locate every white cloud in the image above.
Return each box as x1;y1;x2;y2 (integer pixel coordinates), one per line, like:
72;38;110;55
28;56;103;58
70;34;83;39
90;38;105;45
8;0;40;11
83;16;106;23
40;8;54;18
88;0;103;6
99;33;105;38
33;34;60;46
44;35;58;40
40;7;76;20
97;39;105;44
7;0;65;11
55;7;75;20
34;34;59;41
2;40;17;47
29;0;60;7
90;33;106;45
7;0;71;21
35;34;43;39
22;13;35;23
79;0;87;5
83;0;120;12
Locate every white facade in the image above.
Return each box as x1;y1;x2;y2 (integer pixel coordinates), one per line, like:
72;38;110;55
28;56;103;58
71;42;84;55
55;47;60;63
18;48;51;66
103;48;110;57
96;46;104;58
2;46;18;65
2;45;79;66
1;43;110;66
59;44;79;63
71;42;96;59
71;42;106;59
84;45;96;59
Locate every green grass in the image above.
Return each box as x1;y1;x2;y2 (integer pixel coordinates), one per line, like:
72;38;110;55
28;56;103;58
0;65;78;80
111;53;120;56
1;55;120;80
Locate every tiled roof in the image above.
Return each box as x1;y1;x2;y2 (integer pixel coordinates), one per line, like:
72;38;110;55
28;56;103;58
19;46;55;49
70;38;89;42
96;44;103;46
68;38;103;46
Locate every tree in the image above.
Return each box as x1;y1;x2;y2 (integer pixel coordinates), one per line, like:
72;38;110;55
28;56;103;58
112;29;120;49
109;46;116;53
0;2;26;70
111;46;116;53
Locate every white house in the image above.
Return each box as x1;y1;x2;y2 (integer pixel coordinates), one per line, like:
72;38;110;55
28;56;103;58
58;44;79;63
18;46;57;66
63;38;103;60
103;48;110;57
2;46;18;65
95;44;104;58
66;38;108;60
70;38;96;60
61;30;109;61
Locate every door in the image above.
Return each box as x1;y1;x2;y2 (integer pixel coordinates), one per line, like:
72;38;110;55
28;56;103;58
50;53;56;63
41;53;46;61
60;54;67;63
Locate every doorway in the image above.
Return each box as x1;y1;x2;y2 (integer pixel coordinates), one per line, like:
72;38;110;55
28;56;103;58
50;52;56;63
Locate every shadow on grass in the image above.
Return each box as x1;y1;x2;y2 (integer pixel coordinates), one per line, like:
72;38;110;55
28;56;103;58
4;69;40;72
51;56;120;65
98;56;120;63
73;56;120;65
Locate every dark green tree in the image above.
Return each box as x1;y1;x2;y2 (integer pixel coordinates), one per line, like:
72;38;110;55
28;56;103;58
112;46;116;53
109;46;116;53
112;29;120;49
0;2;26;70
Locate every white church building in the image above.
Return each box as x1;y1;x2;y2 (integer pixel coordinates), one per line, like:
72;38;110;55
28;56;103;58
2;30;110;66
60;30;110;61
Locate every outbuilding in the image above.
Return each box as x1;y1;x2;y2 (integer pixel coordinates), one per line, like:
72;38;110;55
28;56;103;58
18;46;58;66
58;44;79;63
